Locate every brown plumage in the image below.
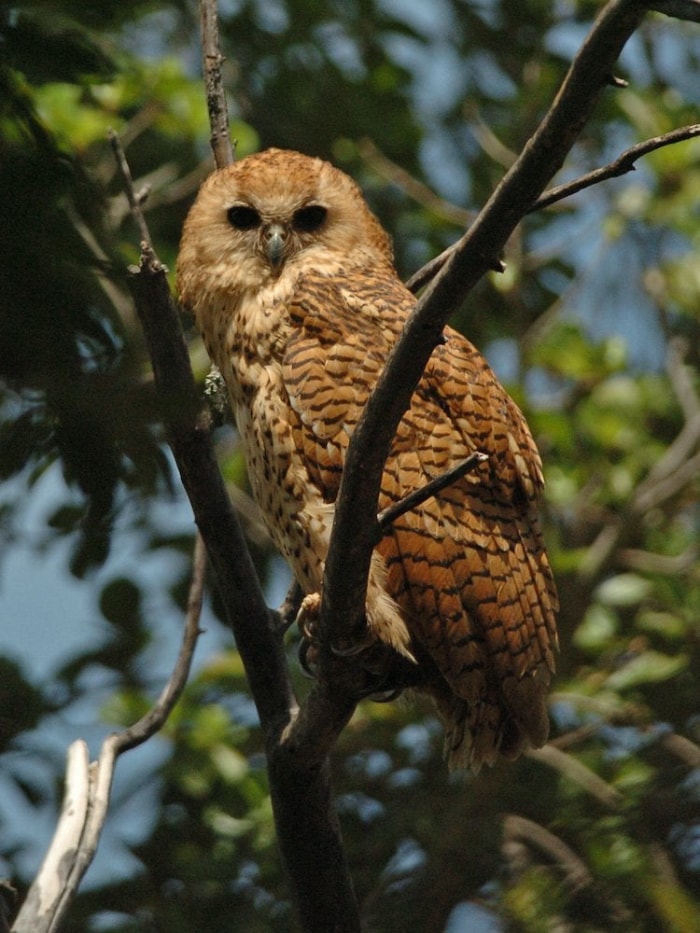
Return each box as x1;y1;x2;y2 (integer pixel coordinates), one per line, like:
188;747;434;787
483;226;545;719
177;148;558;770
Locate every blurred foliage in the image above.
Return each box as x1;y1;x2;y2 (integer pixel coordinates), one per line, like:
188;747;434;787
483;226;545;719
1;1;700;931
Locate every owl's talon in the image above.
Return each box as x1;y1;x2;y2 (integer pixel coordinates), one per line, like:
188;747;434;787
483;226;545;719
295;592;322;642
298;638;318;678
363;686;404;703
330;629;377;657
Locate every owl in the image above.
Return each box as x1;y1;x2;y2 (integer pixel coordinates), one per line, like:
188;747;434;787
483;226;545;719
177;148;558;770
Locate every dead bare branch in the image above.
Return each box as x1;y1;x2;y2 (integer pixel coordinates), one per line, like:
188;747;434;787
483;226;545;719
109;130;151;246
533;122;700;212
115;533;206;752
200;0;234;168
375;451;488;540
12;536;205;933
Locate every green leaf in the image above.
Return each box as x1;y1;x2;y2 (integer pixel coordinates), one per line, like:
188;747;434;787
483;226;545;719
606;650;687;690
595;574;653;607
574;604;618;653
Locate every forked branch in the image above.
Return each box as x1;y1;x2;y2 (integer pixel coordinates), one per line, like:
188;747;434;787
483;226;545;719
12;536;206;933
319;0;659;688
407;122;700;293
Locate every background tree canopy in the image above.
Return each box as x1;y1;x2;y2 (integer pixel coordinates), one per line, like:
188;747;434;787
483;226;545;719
1;1;700;930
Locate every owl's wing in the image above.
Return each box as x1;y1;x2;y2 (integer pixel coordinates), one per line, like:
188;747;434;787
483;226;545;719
283;269;558;769
381;329;558;766
283;269;401;501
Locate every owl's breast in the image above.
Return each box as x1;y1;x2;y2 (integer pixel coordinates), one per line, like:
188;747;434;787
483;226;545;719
212;288;332;591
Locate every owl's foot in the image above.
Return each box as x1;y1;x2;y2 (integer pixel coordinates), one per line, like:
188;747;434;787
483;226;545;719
296;592;377;658
297;593;322;678
296;592;417;702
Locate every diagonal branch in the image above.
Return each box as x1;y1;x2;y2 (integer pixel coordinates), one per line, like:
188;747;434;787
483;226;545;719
407;122;700;293
375;452;488;542
110;127;291;729
532;122;700;211
315;0;655;711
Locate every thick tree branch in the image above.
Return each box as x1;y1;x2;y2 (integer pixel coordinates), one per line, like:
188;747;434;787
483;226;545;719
652;0;700;20
316;0;658;701
111;129;292;729
112;8;363;928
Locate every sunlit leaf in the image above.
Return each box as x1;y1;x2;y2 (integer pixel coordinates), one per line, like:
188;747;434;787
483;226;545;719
605;650;687;690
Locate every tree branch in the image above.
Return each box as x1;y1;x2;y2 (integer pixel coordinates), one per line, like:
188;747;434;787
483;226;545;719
111;128;292;727
358;137;473;227
114;10;363;927
526;744;624;810
316;0;656;698
12;535;205;933
651;0;700;21
375;451;488;542
199;0;234;168
533;123;700;211
407;122;700;293
502;814;593;893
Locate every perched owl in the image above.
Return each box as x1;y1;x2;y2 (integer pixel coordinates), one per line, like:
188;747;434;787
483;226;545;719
177;148;558;770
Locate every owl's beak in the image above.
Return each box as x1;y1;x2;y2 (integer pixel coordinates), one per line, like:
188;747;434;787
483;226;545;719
264;224;287;269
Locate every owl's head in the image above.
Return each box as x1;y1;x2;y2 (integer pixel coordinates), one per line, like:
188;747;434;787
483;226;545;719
178;148;394;306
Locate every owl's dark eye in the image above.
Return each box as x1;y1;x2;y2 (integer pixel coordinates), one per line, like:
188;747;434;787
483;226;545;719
227;205;261;230
292;205;327;233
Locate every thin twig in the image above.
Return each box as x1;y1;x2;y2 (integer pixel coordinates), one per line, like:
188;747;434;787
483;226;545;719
108;129;151;244
199;0;234;168
532;122;700;211
406;122;700;293
466;106;517;169
358;138;473;227
115;532;206;752
375;452;488;541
